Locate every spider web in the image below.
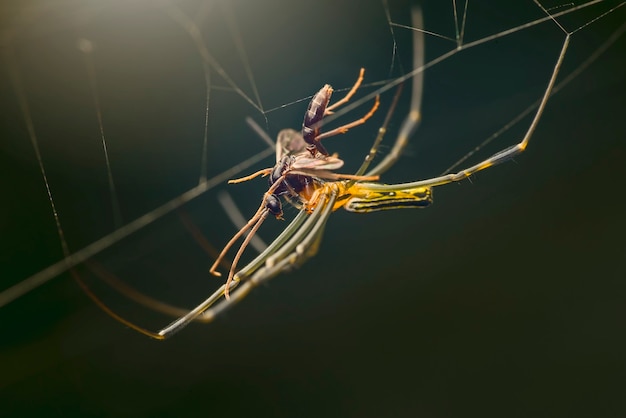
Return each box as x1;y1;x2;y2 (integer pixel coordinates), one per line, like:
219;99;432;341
2;1;626;416
1;0;624;336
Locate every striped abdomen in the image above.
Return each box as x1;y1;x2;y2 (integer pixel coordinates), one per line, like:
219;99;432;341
341;182;433;213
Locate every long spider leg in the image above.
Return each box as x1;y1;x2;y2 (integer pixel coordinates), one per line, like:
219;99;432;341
354;83;403;178
367;6;424;177
69;267;168;340
62;202;262;340
156;279;241;339
373;35;569;191
65;208;234;326
261;186;337;272
155;206;322;340
70;218;272;340
224;208;269;300
198;191;336;328
85;260;211;320
325;68;365;113
148;211;309;339
151;180;339;338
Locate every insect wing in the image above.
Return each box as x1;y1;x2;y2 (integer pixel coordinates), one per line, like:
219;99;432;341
276;129;307;161
291;154;344;171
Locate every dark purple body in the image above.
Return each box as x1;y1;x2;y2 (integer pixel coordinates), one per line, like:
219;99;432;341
302;84;332;156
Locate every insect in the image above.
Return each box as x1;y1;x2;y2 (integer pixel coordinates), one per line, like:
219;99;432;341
301;68;378;157
208;68;385;299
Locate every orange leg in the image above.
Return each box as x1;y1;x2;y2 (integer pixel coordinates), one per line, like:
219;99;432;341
315;94;380;141
325;68;365;114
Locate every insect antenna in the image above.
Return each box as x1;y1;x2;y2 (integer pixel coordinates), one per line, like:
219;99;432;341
223;207;270;299
210;174;288;298
208;202;267;277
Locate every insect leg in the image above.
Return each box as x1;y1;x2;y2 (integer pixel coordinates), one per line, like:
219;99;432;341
325;68;365;113
382;35;570;190
314;95;381;141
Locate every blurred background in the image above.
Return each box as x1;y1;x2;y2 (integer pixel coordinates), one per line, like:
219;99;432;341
1;0;625;416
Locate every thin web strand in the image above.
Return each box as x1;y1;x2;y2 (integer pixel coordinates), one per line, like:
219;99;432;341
2;0;622;314
442;19;626;175
162;1;265;115
383;0;402;76
78;38;123;228
220;1;265;119
313;0;610;133
6;47;71;261
0;147;274;308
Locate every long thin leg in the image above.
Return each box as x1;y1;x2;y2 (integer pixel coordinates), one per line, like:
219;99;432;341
156;189;338;338
77;207;313;340
85;260;213;321
367;6;424;177
354;83;404;178
325;68;365;113
75;4;619;340
315;95;381;141
365;35;570;191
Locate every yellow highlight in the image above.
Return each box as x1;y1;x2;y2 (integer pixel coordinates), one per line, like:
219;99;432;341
341;183;433;212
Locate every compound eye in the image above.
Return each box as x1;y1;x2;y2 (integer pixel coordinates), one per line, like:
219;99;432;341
265;194;283;218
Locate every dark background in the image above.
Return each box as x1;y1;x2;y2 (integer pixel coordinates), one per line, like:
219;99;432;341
1;0;625;417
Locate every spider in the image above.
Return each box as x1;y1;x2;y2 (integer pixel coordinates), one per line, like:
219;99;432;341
72;4;570;340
